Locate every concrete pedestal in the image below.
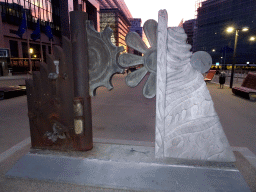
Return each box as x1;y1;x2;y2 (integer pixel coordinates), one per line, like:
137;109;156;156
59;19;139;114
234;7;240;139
6;143;250;191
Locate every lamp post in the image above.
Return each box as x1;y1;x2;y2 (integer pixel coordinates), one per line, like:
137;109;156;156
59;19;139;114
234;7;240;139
227;27;249;88
29;48;34;73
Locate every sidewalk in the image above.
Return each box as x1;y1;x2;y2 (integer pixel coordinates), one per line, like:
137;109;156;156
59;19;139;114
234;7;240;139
0;74;31;87
0;74;30;80
211;74;245;88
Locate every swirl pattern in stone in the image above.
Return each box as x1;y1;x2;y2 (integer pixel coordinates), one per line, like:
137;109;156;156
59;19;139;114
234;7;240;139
155;9;235;162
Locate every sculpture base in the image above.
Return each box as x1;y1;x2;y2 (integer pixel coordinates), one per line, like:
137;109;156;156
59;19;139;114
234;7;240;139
6;143;250;191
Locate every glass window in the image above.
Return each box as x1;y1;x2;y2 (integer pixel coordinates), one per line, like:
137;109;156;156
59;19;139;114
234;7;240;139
9;40;18;58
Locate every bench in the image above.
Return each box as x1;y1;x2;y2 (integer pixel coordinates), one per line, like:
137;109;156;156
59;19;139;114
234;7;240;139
232;72;256;101
0;85;26;100
204;70;216;82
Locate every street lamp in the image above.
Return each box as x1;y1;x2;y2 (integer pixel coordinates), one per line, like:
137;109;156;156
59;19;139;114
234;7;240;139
29;48;34;54
226;26;249;88
250;36;255;41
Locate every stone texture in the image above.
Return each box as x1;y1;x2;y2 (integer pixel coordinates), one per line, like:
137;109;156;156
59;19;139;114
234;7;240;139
118;20;158;99
155;9;236;162
5;144;250;191
86;21;124;96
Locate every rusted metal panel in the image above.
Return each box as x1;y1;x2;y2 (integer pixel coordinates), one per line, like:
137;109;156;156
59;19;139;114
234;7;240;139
26;10;124;152
26;43;75;150
53;37;74;131
25;79;38;148
26;15;94;151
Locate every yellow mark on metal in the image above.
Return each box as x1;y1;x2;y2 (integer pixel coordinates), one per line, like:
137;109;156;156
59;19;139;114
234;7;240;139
74;119;83;134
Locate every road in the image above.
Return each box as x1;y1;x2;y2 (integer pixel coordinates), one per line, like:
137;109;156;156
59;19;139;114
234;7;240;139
0;96;30;154
0;74;255;156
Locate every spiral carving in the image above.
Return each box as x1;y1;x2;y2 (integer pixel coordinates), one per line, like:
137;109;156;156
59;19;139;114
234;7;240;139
155;10;235;162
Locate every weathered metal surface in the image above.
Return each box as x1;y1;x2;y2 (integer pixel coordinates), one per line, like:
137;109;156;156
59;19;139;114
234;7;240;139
26;39;75;149
118;20;157;99
86;20;124;96
70;11;93;151
44;120;69;143
73;97;84;135
26;32;84;150
155;9;235;162
25;10;129;152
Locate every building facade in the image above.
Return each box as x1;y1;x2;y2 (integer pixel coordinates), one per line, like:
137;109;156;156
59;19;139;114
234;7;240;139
0;0;99;74
193;0;256;64
0;0;135;75
95;0;132;52
0;0;61;74
183;19;196;50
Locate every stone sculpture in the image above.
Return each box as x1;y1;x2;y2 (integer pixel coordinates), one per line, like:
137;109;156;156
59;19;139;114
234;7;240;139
86;21;124;96
118;20;158;98
155;10;236;162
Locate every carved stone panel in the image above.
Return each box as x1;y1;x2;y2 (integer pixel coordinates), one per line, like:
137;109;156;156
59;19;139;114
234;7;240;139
155;9;236;162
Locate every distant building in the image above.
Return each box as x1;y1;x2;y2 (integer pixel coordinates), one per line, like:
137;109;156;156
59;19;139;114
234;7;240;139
0;0;62;74
194;0;256;64
95;0;133;52
183;19;196;50
0;0;134;74
128;18;142;55
0;0;100;74
129;18;142;36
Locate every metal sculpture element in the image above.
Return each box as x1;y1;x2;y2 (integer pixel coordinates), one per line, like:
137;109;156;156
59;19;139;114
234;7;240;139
26;11;93;151
155;9;236;162
26;36;76;150
86;21;124;96
119;20;158;99
25;11;125;151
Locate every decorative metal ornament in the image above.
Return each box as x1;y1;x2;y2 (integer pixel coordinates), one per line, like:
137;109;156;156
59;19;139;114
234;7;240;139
86;21;125;96
118;20;158;99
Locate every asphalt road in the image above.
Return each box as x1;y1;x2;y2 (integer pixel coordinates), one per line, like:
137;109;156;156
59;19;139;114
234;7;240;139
0;96;30;154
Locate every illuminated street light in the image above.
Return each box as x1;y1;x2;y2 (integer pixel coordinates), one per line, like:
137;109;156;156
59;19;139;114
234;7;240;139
29;48;34;54
212;49;216;52
242;27;249;32
227;27;234;33
226;26;249;88
250;36;256;41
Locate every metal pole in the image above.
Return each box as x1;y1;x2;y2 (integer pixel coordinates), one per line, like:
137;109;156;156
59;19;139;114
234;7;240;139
73;0;79;11
25;10;32;74
70;11;92;151
230;29;238;88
